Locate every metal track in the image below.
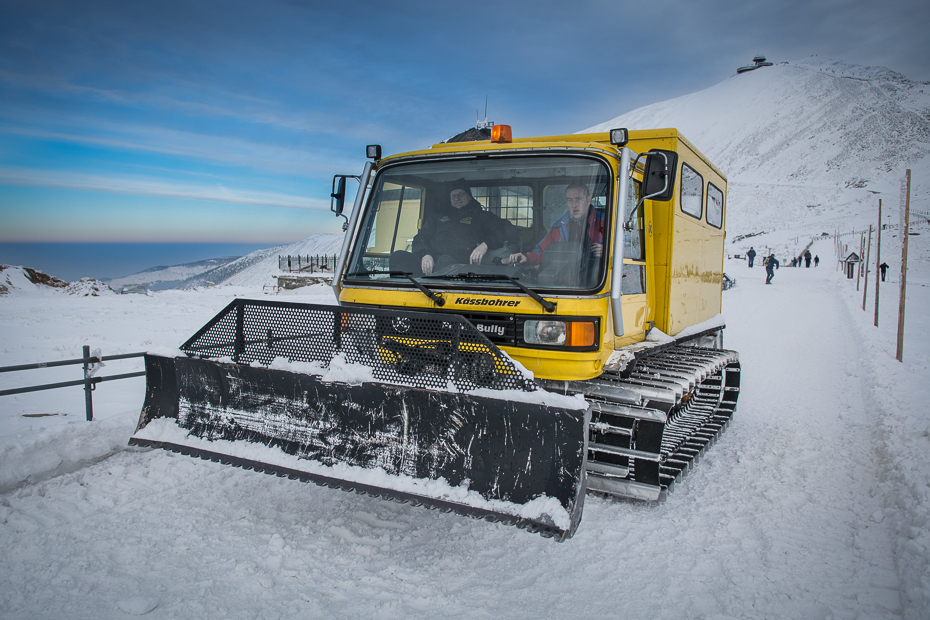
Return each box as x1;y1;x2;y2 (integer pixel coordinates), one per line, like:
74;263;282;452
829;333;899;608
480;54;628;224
544;345;740;502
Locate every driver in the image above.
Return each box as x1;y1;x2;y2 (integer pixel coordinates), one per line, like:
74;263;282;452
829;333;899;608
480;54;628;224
508;182;604;266
392;181;516;276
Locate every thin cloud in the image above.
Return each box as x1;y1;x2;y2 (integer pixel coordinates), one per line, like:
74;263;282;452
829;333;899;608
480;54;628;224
0;166;329;210
0;115;357;179
0;68;404;143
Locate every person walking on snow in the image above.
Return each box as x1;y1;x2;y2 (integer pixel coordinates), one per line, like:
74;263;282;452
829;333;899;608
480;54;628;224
879;262;890;282
814;255;819;267
804;250;812;268
747;247;756;268
764;254;779;284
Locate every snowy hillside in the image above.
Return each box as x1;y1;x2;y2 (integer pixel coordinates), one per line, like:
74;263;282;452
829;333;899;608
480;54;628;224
102;233;345;291
585;56;930;241
180;233;344;288
0;264;68;295
107;257;240;291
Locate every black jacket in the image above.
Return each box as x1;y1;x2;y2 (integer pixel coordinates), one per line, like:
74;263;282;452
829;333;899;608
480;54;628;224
412;200;515;261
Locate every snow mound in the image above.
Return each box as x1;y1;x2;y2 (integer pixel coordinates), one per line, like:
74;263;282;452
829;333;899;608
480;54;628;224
0;265;69;296
64;278;115;296
116;596;159;616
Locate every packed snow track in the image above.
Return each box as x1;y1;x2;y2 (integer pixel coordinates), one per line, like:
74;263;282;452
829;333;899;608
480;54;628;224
0;253;921;619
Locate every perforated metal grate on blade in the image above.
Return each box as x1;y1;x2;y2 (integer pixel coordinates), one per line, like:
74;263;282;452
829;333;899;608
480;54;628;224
180;299;535;392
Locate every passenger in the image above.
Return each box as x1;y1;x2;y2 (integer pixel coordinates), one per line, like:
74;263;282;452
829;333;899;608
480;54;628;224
390;181;516;276
507;182;605;267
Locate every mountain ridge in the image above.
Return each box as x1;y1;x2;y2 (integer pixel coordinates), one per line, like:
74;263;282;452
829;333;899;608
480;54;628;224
584;55;929;240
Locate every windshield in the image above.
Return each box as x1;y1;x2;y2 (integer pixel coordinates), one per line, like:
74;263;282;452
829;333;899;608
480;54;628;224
345;155;612;292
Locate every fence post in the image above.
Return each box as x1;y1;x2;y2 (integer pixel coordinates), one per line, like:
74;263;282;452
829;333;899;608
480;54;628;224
82;345;94;421
862;225;872;311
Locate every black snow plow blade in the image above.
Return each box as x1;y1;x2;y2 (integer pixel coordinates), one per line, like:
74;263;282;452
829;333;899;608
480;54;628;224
130;300;589;541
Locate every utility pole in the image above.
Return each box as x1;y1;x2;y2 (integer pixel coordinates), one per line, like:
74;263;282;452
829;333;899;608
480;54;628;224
874;200;882;327
896;171;911;362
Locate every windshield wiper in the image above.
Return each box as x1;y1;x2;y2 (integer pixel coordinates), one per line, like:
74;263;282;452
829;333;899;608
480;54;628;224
345;270;445;306
424;272;556;313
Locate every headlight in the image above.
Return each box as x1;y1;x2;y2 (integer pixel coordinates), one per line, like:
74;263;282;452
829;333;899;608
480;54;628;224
523;320;596;347
524;320;566;345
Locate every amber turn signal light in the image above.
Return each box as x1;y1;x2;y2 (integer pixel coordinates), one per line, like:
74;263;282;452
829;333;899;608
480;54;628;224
566;321;596;347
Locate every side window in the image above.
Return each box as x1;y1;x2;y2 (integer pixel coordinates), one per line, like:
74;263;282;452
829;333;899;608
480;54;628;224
624;178;645;261
621;264;646;294
680;163;703;220
357;183;423;271
707;183;724;229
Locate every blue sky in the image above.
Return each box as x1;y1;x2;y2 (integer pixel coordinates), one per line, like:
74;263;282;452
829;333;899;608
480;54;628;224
2;0;928;244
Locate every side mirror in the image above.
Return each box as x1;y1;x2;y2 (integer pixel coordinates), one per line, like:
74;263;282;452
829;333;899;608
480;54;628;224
331;176;348;215
642;150;678;202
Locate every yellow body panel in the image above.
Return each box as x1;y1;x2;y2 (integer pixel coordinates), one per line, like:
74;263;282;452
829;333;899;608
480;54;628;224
339;128;727;381
343;286;617;381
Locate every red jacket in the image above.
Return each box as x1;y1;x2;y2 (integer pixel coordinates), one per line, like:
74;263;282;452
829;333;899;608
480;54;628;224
524;206;605;266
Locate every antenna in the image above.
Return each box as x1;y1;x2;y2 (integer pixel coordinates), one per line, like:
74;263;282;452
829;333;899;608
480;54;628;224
476;97;493;129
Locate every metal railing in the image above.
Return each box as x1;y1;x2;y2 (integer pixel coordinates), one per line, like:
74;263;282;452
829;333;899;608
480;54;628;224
278;254;337;274
0;345;146;421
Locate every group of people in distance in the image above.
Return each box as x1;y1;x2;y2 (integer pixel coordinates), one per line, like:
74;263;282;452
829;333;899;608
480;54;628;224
747;246;829;285
390;180;603;281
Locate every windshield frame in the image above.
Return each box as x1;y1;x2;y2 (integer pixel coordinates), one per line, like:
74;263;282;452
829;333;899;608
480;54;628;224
343;150;617;296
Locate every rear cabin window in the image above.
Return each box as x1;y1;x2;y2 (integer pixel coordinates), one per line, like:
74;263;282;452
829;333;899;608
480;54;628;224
707;182;724;229
472;185;533;229
680;163;703;220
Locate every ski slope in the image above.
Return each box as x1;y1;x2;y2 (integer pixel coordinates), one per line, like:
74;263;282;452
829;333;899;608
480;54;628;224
1;237;927;619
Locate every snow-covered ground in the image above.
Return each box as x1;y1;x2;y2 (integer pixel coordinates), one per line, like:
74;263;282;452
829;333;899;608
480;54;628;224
1;232;927;619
